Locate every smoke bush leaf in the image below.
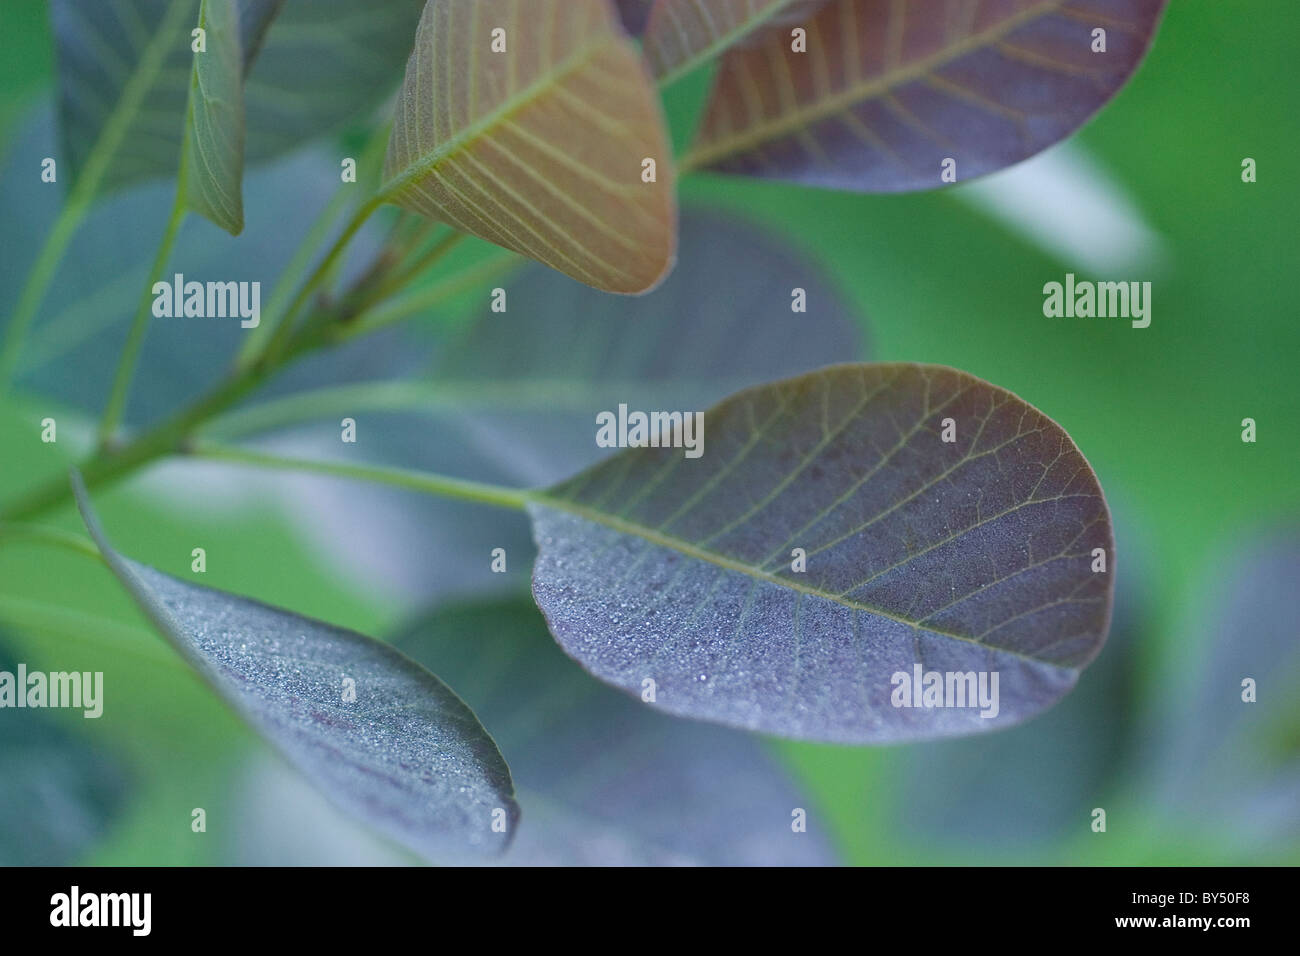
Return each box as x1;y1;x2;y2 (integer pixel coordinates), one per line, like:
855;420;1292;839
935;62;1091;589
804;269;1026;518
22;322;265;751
685;0;1167;192
528;363;1114;743
71;473;518;861
381;0;676;293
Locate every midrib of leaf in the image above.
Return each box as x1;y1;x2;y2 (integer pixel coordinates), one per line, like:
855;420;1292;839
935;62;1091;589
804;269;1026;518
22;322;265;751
529;493;1063;667
377;33;613;204
654;0;798;86
74;477;200;663
681;0;1068;170
181;0;243;232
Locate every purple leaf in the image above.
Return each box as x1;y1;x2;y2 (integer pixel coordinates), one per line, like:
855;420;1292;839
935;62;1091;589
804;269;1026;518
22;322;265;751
685;0;1167;192
528;363;1114;743
72;473;518;861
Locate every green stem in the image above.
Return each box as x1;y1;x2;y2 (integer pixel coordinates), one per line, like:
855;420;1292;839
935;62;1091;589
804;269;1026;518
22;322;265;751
256;193;386;368
236;121;395;369
189;441;535;512
98;192;188;446
202;377;700;441
0;352;275;522
0;271;414;526
0;522;104;563
365;229;465;304
234;179;355;367
0;248;523;523
201;380;575;439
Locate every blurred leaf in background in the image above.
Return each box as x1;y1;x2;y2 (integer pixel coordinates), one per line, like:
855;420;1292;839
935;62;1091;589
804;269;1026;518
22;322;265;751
1144;530;1300;858
394;597;838;865
0;633;131;865
75;477;519;862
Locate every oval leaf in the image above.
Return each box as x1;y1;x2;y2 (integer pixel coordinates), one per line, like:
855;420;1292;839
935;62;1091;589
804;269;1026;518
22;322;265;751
644;0;827;84
684;0;1167;192
70;473;519;860
183;0;246;234
381;0;677;293
528;363;1114;743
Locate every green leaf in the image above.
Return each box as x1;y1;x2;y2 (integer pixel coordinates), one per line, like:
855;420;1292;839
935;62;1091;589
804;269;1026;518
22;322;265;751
181;0;245;234
51;0;420;202
52;0;201;198
380;0;677;294
528;363;1114;743
644;0;827;85
683;0;1168;192
70;472;519;861
396;598;838;864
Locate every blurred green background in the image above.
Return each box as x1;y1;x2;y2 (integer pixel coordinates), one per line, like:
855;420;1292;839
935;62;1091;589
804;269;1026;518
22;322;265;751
1;0;1296;865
